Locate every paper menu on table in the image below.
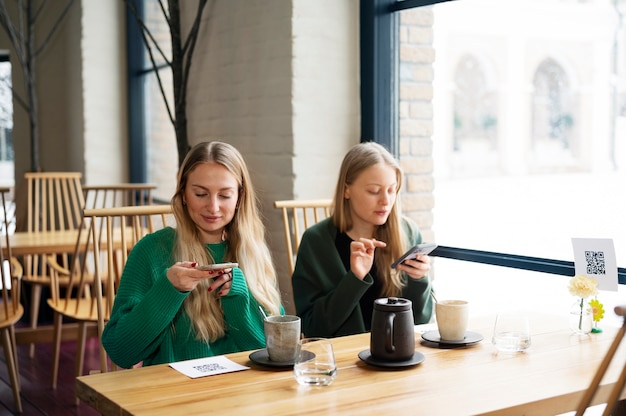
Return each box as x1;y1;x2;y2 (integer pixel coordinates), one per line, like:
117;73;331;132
571;237;618;292
170;355;249;378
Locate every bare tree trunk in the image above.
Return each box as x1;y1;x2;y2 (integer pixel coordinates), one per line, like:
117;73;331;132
26;0;39;171
168;1;189;167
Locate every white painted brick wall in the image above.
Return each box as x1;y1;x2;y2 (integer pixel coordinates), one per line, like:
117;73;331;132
81;1;128;185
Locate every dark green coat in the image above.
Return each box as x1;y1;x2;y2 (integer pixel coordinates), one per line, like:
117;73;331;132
292;217;434;338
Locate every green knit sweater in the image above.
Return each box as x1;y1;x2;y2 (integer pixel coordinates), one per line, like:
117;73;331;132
102;227;271;368
292;217;434;338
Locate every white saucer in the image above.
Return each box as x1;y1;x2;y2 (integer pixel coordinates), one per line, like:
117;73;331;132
421;330;483;347
358;349;425;368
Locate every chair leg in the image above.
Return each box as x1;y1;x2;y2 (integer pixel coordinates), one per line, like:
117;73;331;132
1;327;22;413
76;322;87;375
9;326;19;377
74;322;88;405
51;312;62;389
28;284;42;358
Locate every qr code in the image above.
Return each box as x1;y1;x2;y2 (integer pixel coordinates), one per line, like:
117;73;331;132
585;251;606;275
193;363;227;373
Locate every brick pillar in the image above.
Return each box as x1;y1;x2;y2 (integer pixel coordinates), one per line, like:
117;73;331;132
398;8;435;243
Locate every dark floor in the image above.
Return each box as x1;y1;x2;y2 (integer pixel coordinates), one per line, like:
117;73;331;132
0;335;101;416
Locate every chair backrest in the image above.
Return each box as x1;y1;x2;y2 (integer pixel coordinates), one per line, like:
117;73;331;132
25;172;85;232
575;304;626;416
273;199;332;273
22;172;85;279
86;204;174;372
83;183;157;209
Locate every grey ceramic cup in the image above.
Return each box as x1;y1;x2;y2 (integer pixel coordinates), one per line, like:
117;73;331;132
264;315;301;362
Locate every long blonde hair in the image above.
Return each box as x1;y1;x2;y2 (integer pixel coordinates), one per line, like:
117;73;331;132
331;142;407;297
171;141;282;342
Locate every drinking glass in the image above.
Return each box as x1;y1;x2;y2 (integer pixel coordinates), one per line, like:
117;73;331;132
492;313;531;353
293;338;337;386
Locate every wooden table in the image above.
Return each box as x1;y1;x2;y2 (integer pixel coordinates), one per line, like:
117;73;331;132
2;230;82;257
76;313;626;415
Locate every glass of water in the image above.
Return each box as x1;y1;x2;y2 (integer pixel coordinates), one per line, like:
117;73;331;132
293;338;337;386
492;313;531;353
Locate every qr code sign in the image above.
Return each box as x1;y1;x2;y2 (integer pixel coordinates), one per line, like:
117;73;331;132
193;363;228;374
585;250;606;275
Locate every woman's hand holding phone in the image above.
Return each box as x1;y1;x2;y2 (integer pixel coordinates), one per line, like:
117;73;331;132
196;263;238;295
391;243;436;281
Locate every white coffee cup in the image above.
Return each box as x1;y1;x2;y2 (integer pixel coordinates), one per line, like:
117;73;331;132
435;300;469;341
264;315;301;362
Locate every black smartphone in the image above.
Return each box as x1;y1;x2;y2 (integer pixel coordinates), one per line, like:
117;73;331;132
391;243;437;269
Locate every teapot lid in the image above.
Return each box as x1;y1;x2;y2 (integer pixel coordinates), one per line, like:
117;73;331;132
373;297;412;312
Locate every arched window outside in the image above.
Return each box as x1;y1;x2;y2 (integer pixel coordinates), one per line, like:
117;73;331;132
531;58;576;160
453;54;498;153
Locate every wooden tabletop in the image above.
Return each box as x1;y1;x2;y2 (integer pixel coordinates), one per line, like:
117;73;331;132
2;230;83;257
75;313;626;415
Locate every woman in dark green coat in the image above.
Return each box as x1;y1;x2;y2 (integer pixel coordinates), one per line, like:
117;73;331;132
292;142;434;338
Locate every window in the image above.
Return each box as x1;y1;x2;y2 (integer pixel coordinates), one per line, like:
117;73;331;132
0;57;13;186
388;0;626;321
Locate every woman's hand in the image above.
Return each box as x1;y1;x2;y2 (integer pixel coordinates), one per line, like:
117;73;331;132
166;261;233;295
396;254;430;280
350;238;387;280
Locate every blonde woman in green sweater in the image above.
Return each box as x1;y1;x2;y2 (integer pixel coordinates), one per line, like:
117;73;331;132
292;142;434;337
102;141;283;368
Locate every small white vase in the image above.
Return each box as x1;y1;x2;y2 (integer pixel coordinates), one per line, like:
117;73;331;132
569;298;592;335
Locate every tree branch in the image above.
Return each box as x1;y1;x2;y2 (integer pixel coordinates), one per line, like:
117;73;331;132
0;78;29;113
180;0;209;107
181;0;208;55
0;0;27;68
157;0;171;27
141;26;175;124
32;0;45;22
35;0;75;57
125;0;172;66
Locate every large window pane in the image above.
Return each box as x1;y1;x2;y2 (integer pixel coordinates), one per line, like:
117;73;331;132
399;0;626;322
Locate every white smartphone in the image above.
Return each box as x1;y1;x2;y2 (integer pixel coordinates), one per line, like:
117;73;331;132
391;243;437;269
197;262;239;271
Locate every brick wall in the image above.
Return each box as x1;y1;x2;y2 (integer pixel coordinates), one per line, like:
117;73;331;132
398;8;435;243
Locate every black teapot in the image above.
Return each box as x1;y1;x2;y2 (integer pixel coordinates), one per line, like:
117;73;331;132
370;297;415;361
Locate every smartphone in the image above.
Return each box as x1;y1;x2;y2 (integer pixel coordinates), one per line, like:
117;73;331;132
391;243;437;269
197;262;239;271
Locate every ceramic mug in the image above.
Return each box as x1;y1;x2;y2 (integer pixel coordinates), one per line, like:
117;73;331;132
264;315;301;362
435;300;469;341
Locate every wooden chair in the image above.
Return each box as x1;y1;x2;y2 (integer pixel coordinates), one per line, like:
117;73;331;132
19;172;84;356
0;187;25;413
83;183;156;209
273;199;332;273
575;304;626;416
46;204;173;396
88;205;174;374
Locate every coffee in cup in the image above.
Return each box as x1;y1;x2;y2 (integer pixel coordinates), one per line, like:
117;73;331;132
435;300;469;341
264;315;301;362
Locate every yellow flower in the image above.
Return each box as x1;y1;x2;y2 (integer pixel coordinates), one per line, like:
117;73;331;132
568;274;598;299
589;299;605;322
